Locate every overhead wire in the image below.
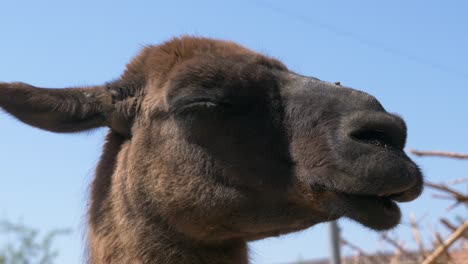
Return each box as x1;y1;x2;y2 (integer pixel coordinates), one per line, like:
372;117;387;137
252;0;467;80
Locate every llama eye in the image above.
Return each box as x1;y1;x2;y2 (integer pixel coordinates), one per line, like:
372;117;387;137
173;100;223;115
185;101;218;109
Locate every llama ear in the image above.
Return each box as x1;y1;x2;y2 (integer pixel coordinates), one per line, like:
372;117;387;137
0;82;134;136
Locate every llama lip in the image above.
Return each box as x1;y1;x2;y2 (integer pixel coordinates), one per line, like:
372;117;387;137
337;193;402;230
306;161;422;230
306;178;402;228
379;191;412;202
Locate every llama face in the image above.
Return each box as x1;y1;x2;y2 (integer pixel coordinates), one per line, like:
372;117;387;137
117;50;423;241
0;37;423;245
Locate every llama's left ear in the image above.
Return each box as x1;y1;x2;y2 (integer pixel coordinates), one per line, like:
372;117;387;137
0;82;133;136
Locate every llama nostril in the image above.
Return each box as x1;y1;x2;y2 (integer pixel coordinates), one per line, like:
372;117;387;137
350;128;397;150
342;111;407;151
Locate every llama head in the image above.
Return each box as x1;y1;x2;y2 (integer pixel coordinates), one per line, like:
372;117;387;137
0;37;423;244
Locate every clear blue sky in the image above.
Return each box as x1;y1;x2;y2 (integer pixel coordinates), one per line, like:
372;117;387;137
0;1;467;263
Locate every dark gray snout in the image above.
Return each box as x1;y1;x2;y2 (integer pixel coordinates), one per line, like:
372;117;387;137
283;74;423;230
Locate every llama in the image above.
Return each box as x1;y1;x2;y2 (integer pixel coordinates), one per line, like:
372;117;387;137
0;36;423;264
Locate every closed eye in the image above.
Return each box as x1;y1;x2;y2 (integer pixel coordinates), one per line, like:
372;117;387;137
172;99;233;115
184;101;218;109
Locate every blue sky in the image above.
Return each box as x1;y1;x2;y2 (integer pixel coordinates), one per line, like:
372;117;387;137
0;0;467;263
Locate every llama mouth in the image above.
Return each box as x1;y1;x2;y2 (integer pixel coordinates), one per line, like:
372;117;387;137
305;165;422;230
337;193;402;230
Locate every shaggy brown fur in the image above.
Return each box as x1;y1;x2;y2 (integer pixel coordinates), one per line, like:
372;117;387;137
0;36;423;264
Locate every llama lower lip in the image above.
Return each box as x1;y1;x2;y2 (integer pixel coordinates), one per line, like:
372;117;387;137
338;194;401;230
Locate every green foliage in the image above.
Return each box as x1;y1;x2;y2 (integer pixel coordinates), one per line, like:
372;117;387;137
0;220;70;264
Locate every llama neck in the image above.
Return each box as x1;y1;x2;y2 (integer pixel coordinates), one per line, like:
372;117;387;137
87;132;248;264
121;217;248;264
89;210;248;263
89;198;248;264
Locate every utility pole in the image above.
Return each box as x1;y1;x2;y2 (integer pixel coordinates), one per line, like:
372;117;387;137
329;221;341;264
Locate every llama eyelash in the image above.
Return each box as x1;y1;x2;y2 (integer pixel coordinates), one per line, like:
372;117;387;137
184;101;218;109
173;99;234;115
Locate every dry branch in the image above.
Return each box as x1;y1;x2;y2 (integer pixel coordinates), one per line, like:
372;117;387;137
410;213;426;258
408;149;468;159
441;218;458;232
422;221;468;264
341;238;368;256
441;218;468;239
448;177;468;185
380;233;409;256
425;182;468;210
434;231;453;263
341;238;387;263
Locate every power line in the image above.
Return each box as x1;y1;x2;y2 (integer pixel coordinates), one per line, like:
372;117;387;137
252;0;467;80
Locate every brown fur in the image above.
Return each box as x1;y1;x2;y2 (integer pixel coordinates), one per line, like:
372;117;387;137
0;36;423;264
